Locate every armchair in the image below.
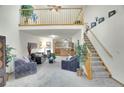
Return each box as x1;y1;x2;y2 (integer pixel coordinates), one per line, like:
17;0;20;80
61;56;79;72
14;59;37;78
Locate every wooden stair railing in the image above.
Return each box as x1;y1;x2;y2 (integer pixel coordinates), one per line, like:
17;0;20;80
84;46;92;80
84;33;112;78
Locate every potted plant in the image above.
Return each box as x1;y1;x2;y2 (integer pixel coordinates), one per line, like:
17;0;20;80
48;53;56;63
81;43;88;63
21;5;34;24
76;40;82;63
6;45;15;74
76;40;88;66
51;53;56;60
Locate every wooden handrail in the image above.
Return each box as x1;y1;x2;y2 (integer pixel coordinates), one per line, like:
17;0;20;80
89;30;113;58
86;45;91;54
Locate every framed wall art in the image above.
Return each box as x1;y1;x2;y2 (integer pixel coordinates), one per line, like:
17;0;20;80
91;22;96;28
108;10;116;18
98;17;105;24
46;42;51;48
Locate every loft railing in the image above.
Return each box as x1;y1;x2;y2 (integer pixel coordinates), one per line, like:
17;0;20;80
19;8;83;26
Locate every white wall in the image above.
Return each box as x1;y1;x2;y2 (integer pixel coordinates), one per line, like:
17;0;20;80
20;32;53;56
0;6;22;73
72;29;84;49
20;32;40;56
0;5;22;57
84;5;124;84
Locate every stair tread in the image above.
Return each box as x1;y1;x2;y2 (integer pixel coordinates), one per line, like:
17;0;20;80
91;57;100;58
92;59;101;61
92;68;107;72
92;76;110;78
93;71;109;74
92;71;110;77
92;55;99;57
92;65;106;69
90;48;96;50
92;62;102;66
91;51;97;53
92;61;101;63
92;53;98;55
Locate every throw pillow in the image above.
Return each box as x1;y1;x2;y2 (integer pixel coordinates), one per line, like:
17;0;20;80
66;56;72;61
69;56;73;59
23;56;30;63
70;56;75;60
49;56;53;60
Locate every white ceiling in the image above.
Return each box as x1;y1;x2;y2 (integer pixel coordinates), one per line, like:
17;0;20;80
22;29;81;39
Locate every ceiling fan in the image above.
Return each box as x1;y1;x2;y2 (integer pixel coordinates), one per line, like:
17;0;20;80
47;5;62;12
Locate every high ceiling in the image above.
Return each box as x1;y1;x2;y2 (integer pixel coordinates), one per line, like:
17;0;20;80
20;5;83;39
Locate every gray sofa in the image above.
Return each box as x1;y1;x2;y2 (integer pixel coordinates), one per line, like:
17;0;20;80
14;59;37;78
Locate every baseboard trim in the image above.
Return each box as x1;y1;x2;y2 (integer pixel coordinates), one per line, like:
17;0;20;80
111;77;124;87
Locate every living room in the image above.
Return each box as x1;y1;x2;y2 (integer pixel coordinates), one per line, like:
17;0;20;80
0;5;85;86
1;0;124;93
0;5;124;87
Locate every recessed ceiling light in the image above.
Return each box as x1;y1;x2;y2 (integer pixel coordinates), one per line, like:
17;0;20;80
63;39;68;43
49;35;58;38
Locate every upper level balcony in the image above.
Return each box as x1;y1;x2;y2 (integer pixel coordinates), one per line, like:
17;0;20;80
19;7;84;26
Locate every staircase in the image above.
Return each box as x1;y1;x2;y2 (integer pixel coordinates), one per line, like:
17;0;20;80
84;33;111;78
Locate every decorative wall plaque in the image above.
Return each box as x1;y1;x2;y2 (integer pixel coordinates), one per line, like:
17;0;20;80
108;10;116;18
98;17;105;24
46;42;51;48
91;22;96;28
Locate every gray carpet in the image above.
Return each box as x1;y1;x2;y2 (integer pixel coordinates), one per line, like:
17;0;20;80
6;56;122;87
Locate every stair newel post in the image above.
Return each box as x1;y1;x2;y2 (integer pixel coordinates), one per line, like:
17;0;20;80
84;45;92;80
87;51;92;80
